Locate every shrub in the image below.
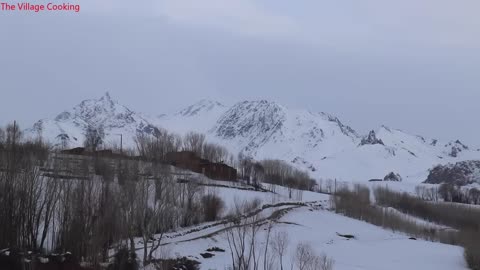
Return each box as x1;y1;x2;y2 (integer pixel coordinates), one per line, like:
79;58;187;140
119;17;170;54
294;242;334;270
152;257;200;270
201;194;224;222
110;248;138;270
461;230;480;270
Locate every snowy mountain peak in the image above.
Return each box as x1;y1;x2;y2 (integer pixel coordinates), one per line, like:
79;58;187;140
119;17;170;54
70;92;139;129
28;93;155;148
213;100;286;141
208;100;361;160
444;140;469;157
177;99;226;117
320;112;359;138
101;91;113;102
360;130;384;146
25;95;480;184
446;140;469;150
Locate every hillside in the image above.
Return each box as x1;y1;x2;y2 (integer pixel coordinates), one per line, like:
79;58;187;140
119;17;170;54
26;93;480;184
132;180;468;270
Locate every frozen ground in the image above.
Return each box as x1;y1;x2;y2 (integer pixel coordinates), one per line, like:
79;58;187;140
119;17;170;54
144;205;467;270
133;183;467;270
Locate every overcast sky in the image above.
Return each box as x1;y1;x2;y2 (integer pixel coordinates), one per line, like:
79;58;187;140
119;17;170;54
1;0;479;145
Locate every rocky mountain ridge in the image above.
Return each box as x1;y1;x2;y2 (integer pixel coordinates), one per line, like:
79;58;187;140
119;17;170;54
25;93;480;183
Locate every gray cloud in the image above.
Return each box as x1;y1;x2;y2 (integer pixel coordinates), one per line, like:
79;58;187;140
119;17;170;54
0;1;479;145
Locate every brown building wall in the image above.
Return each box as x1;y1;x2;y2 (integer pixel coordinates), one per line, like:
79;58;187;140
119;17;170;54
166;151;237;181
200;163;237;181
165;151;202;173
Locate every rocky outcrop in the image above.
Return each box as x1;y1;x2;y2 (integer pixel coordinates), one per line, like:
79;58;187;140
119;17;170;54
445;140;469;157
359;130;384;146
383;172;402;182
424;160;480;186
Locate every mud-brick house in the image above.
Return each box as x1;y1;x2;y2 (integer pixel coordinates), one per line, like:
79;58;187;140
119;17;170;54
165;151;237;181
61;147;86;155
165;151;203;171
61;147;125;158
200;162;237;181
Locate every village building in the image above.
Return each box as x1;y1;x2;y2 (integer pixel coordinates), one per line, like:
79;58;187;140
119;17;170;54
165;151;237;181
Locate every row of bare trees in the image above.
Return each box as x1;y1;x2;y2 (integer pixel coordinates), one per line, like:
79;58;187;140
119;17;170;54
438;184;480;205
0;123;229;269
259;159;316;196
0;123;51;252
134;130;234;165
134;130;317;194
415;184;480;205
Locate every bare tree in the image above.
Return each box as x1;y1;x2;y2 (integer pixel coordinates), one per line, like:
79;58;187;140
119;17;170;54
38;177;61;250
0;127;5;145
135;128;182;161
6;122;22;147
270;231;289;270
252;163;265;190
238;154;254;183
294;242;334;270
225;200;263;270
203;142;230;163
84;125;105;151
118;172;139;256
148;164;177;262
57;134;69;150
133;177;155;265
130;165;179;266
179;179;204;226
260;159;314;192
183;131;205;156
263;221;273;270
469;188;480;205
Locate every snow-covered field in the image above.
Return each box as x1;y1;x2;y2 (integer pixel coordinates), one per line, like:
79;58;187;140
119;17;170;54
133;183;467;270
149;205;466;270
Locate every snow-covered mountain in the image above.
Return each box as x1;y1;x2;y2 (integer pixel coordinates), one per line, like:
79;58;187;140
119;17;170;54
26;93;480;184
316;126;480;183
157;99;228;135
26;92;158;148
210;100;359;162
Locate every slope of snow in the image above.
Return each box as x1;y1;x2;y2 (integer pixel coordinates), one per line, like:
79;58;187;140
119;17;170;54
146;201;467;270
119;181;466;270
154;99;228;135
